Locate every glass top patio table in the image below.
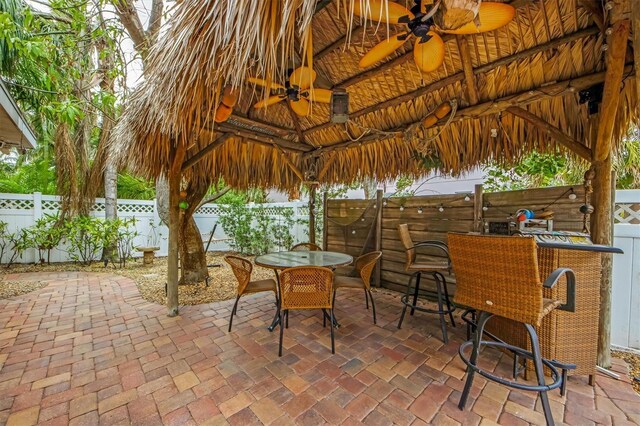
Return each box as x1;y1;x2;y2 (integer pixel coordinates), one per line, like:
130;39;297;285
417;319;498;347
255;250;353;269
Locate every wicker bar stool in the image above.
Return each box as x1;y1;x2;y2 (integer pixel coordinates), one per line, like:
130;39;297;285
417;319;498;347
448;233;576;426
290;242;322;251
397;224;455;343
278;266;335;356
334;251;382;324
224;256;277;332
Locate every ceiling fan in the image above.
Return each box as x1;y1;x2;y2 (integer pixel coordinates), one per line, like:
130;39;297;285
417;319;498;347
353;0;516;72
249;67;333;117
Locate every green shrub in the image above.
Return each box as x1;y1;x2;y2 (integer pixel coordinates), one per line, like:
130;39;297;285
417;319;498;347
24;213;63;264
64;216;107;265
103;217;138;267
218;203;299;255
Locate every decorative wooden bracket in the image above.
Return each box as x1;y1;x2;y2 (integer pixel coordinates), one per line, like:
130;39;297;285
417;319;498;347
277;147;305;181
505;107;592;161
182;133;232;172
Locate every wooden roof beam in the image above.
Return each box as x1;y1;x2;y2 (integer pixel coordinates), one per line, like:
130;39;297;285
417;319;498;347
306;65;633;158
216;122;312;153
182;133;233;171
306;26;600;136
228;114;295;137
457;36;479;105
506;107;592;161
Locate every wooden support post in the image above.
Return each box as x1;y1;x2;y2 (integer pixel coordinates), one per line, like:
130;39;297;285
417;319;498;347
473;184;484;233
309;184;317;245
322;192;328;250
374;189;383;288
167;143;186;317
632;1;640;114
592;18;630;368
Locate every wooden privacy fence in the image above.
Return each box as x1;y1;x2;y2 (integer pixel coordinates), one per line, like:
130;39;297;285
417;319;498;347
324;185;588;295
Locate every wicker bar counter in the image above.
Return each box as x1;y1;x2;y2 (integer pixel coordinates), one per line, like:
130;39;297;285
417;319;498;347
486;236;622;384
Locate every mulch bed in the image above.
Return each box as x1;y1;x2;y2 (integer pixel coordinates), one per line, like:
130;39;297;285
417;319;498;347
613;350;640;395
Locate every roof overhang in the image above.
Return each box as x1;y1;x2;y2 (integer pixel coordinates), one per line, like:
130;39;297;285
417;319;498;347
0;80;37;151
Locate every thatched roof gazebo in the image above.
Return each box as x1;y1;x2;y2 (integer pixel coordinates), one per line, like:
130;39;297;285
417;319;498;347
113;0;639;366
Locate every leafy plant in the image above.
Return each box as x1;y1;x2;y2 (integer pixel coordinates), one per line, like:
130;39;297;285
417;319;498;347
103;217;138;268
64;216;106;265
218;202;299;255
0;220;10;263
6;228;29;267
25;213;63;264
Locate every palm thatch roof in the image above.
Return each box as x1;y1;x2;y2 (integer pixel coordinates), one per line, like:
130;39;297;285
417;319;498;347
113;0;638;190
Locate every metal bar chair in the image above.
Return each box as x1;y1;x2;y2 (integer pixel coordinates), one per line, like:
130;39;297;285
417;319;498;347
397;224;455;343
448;233;576;426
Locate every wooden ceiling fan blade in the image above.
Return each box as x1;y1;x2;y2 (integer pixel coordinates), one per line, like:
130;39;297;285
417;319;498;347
254;95;285;109
413;32;445;72
441;3;516;35
247;77;285;91
290;98;311;116
351;0;414;24
289;67;316;90
359;32;410;69
306;88;333;103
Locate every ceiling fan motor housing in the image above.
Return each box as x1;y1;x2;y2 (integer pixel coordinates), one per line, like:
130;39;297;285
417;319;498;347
431;0;481;30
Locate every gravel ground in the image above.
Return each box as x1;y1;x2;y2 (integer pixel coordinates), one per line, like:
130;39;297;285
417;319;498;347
0;279;50;299
613;350;640;395
0;251;275;306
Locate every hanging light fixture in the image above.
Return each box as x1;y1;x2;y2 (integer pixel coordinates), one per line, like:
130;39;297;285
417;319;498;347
330;88;349;123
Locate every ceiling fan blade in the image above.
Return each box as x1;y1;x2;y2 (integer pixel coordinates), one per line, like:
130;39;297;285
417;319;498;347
351;0;414;24
306;88;333;103
289;67;316;90
413;32;445;72
359;32;410;69
247;77;285;91
289;98;311;116
441;3;515;35
254;95;285;109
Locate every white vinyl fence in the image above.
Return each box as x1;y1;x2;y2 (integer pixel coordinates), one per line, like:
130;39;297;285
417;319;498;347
0;192;308;264
612;189;640;350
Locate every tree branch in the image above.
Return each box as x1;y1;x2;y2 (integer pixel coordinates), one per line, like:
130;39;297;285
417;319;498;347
198;186;231;208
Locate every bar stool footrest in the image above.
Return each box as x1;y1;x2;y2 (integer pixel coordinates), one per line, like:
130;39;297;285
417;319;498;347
459;339;571;392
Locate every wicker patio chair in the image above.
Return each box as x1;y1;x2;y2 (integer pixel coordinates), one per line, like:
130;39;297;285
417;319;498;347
278;266;335;356
224;255;277;332
290;242;322;251
334;251;382;324
397;224;455;343
447;233;576;426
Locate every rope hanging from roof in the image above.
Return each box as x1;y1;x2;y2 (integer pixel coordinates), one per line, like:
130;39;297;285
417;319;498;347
340;100;458;150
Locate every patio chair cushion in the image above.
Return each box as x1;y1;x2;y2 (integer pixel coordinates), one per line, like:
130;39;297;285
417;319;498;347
407;261;449;272
334;276;364;289
245;279;277;294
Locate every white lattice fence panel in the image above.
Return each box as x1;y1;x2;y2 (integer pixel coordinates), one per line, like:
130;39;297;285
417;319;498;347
0;198;33;210
614;203;640;224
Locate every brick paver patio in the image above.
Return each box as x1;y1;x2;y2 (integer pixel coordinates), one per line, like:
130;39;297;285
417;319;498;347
0;272;638;425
